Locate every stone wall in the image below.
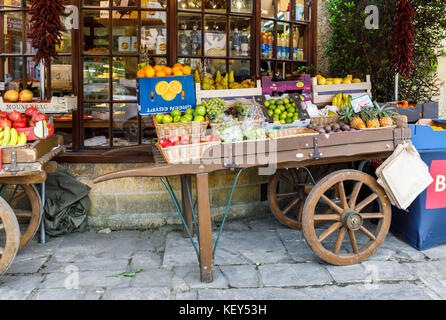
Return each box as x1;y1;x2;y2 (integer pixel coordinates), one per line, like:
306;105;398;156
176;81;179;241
316;0;330;75
437;40;446;118
60;163;271;229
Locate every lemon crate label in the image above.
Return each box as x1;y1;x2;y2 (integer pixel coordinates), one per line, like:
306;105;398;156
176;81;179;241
137;75;196;115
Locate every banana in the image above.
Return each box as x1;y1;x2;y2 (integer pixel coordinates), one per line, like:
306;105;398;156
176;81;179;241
2;126;10;146
7;128;17;146
17;132;27;146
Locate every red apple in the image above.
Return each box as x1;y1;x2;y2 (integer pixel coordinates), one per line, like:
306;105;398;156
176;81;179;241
0;118;12;128
7;110;21;122
25;106;39;118
168;135;180;146
159;139;172;148
13;120;27;129
180;134;190;145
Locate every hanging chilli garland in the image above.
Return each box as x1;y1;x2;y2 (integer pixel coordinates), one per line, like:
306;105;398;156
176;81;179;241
29;0;64;67
392;0;416;80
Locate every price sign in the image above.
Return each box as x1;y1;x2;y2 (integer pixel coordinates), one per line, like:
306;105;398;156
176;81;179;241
349;94;374;113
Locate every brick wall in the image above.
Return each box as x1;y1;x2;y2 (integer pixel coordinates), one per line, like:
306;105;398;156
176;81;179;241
60;163;271;229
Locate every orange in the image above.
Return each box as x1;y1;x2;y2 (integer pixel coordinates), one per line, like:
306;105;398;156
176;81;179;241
153;65;163;72
182;66;191;75
171;66;181;74
156;70;167;77
174;70;184;76
137;69;146;78
164;67;172;76
173;63;183;69
155;81;169;95
144;66;155;77
168;80;183;94
161;91;177;101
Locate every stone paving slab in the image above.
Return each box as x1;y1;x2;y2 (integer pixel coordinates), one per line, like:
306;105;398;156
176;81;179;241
1;216;446;300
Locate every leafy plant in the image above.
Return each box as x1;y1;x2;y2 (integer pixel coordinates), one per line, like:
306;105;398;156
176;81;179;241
325;0;446;103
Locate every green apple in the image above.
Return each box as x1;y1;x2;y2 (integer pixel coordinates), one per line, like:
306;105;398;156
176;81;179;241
194;115;205;122
162;115;173;124
180;116;190;123
173;115;181;123
195;106;207;116
185;108;195;115
184;114;193;121
156;113;164;124
171;109;181;118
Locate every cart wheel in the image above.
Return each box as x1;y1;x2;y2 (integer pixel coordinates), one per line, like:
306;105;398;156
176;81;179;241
0;197;20;275
302;170;391;265
268;168;321;229
1;184;42;250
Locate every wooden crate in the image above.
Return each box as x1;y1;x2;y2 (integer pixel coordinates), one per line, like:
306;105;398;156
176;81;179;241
261;74;312;101
311;75;372;105
195;80;262;104
0;96;77;114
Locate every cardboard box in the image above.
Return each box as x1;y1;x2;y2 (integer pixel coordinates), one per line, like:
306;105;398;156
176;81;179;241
409;119;446;150
137;75;196;115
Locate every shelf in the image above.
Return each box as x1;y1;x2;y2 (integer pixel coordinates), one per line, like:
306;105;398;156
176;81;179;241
261;58;307;63
84;17;165;28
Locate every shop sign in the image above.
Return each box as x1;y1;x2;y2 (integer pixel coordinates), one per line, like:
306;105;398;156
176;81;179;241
137;75;196;115
426;160;446;209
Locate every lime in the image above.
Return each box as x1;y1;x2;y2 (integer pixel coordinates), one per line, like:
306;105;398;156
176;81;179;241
273;117;279;122
171;109;181;118
173;115;181;123
291;102;296;107
285;103;291;110
287;107;296;114
292;115;299;121
267;110;274;117
280;113;287;120
194;115;205;122
156;113;164;124
280;119;286;124
283;98;290;104
269;99;276;105
184;114;193;121
268;104;276;110
276;100;284;105
274;109;281;115
287;112;294;118
279;105;286;112
286;118;293;124
185;108;195;115
162;115;173;124
264;101;270;108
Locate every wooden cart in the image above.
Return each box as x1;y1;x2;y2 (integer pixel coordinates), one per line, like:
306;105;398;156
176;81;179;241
0;134;64;275
94;127;410;282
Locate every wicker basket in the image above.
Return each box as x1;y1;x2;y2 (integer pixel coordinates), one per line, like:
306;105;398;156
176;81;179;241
153;116;209;139
268;127;319;139
155;141;220;164
310;115;340;126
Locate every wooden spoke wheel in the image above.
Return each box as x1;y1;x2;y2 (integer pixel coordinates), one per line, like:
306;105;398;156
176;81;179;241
0;197;20;275
268;168;320;229
0;184;42;250
302;170;391;265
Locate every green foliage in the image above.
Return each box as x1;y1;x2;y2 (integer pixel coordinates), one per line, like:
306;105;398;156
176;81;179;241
326;0;446;102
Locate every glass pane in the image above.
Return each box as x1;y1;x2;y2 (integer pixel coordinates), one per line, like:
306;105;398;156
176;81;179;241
3;11;23;54
295;0;305;21
277;0;290;21
276;61;292;80
261;20;274;59
112;57;137;101
142;0;167;9
113;0;138;6
56;14;73;54
277;22;290;60
177;58;202;74
204;59;226;78
83;103;111;148
141;115;156;143
231;0;252;13
292;26;304;61
141;12;166;56
260;0;275;18
204;0;227;13
112;11;137;53
84;0;106;6
3;0;23;7
83;56;109;100
260;60;273;77
204;15;226;56
51;56;73;97
230;18;250;57
83;10;109;54
228;60;250;82
177;0;201;10
113;103;138;146
178;13;202;56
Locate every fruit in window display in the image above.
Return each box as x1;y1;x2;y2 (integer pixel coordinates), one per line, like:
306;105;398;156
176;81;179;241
3;90;19;102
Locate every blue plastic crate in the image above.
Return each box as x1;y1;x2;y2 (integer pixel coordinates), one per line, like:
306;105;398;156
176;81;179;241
409;119;446;150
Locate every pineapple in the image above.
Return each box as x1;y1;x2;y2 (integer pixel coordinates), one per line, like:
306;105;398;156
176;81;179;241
376;102;397;127
339;106;366;129
361;106;380;128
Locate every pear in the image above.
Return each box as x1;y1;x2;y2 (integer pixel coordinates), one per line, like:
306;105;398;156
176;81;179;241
229;71;235;84
215;71;222;84
221;73;229;86
194;70;201;83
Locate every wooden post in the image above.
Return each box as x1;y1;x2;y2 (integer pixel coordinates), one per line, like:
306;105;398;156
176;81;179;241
180;175;194;238
196;173;213;283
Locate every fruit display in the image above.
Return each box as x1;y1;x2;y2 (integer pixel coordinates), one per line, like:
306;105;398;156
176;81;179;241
396;100;416;108
2;89;34;103
199;98;227;120
137;63;192;78
307;122;352;134
216;119;266;143
154;107;207;124
314;74;362;85
339;102;397;129
263;97;300;124
158;134;218;148
200;98;261;124
331;92;352;110
0;126;27;146
195;70;256;90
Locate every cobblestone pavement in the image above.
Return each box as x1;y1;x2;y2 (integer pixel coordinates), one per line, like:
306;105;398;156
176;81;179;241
2;215;446;300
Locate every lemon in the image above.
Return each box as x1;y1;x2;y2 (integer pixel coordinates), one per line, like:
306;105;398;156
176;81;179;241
342;79;352;84
352;78;361;83
155;81;169;95
326;80;334;85
333;78;342;84
317;77;326;85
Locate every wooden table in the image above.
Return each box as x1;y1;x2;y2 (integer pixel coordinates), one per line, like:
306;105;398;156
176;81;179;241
94;127;411;282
